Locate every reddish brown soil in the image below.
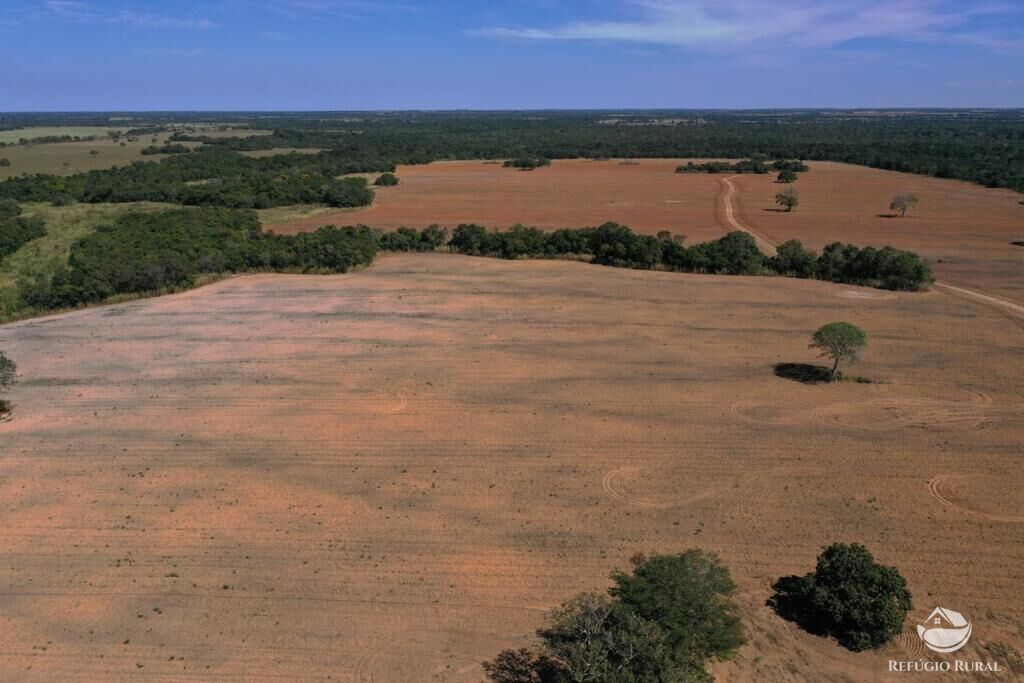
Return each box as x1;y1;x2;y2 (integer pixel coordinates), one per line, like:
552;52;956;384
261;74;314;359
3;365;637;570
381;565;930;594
727;163;1024;303
274;159;728;243
275;160;1024;303
1;254;1021;680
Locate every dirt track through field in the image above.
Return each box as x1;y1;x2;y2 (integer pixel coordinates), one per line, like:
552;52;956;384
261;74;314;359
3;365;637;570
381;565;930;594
718;176;777;256
720;173;1024;322
1;254;1022;681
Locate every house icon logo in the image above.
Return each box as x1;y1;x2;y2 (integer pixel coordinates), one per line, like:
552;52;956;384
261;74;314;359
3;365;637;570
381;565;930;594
917;607;972;653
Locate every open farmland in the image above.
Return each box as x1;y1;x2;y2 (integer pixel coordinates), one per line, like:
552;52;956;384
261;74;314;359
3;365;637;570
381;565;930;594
272;159;1024;303
0;133;199;180
1;253;1021;680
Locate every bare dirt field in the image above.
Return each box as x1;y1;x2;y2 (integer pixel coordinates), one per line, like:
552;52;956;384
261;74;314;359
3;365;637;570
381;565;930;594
1;253;1021;680
272;159;727;242
272;160;1024;303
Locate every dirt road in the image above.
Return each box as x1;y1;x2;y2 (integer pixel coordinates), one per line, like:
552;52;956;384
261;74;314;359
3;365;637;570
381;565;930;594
720;175;1024;320
718;176;777;256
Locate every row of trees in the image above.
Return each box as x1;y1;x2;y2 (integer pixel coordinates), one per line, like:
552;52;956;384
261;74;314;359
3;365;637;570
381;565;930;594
446;223;933;290
676;158;806;175
8;212;933;316
485;544;911;681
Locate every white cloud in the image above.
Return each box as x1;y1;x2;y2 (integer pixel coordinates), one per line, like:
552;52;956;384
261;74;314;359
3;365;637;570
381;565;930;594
473;0;1021;51
42;0;215;30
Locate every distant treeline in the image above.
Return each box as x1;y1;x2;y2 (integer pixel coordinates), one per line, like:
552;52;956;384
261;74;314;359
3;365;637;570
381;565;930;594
140;143;191;156
12;208;932;315
447;223;932;290
0;200;46;259
676;158;809;174
164;112;1024;192
0;148;381;209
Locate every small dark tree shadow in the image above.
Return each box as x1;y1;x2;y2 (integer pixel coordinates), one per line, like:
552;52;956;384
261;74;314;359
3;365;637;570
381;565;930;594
767;575;829;638
773;363;832;384
764;208;789;212
1011;240;1024;247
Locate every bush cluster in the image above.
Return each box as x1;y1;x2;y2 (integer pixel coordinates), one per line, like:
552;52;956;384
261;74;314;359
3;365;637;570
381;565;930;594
446;223;932;289
503;158;551;170
485;551;744;682
772;239;933;290
140;144;191;156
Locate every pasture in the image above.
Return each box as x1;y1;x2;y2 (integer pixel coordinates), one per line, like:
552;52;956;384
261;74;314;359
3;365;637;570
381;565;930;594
0;253;1020;680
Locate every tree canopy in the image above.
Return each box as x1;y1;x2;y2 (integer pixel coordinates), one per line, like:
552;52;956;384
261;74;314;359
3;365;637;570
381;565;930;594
484;550;744;682
770;543;912;652
810;322;867;380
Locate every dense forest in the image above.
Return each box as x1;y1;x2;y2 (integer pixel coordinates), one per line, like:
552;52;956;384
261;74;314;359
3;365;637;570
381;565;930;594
0;148;379;209
17;208;379;310
0;200;46;259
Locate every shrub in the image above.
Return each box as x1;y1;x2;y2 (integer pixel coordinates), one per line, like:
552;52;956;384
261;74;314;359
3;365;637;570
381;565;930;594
777;170;798;183
770;543;912;651
374;172;399;186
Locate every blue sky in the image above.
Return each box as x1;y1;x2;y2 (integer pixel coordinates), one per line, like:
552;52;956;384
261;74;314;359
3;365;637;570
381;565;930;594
1;0;1022;110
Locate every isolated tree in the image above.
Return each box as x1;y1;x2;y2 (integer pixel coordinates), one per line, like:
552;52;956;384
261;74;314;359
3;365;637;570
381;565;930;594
775;187;800;212
0;351;15;390
89;149;99;157
770;543;912;651
776;170;798;183
0;158;10;167
374;172;399;187
810;322;866;380
889;193;918;217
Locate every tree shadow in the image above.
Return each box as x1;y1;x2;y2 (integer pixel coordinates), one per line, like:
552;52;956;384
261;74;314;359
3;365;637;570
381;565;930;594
764;208;790;212
1011;240;1024;247
773;363;832;384
766;575;829;638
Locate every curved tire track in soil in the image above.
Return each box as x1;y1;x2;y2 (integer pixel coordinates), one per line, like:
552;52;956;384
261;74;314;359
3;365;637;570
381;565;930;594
602;466;714;509
927;475;1024;524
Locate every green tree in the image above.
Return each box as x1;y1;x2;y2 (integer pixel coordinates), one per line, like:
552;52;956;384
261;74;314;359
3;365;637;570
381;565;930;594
374;172;399;186
889;193;918;217
771;239;816;278
0;158;10;167
810;322;866;380
611;551;745;663
484;550;742;682
776;170;798;183
775;187;800;212
770;543;912;651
